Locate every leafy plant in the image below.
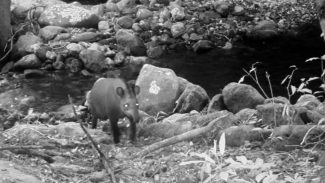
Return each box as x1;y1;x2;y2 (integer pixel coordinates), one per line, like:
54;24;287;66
239;62;272;99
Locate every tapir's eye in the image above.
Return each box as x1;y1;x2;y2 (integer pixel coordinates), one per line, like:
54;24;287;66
124;104;129;108
136;103;139;107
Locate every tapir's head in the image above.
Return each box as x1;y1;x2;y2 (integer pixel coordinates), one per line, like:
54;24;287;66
116;80;140;123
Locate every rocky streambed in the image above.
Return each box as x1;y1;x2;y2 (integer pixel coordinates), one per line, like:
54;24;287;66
1;0;325;182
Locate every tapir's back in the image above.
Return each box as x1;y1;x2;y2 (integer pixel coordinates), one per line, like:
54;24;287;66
89;78;125;119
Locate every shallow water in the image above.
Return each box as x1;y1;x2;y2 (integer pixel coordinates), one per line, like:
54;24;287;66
3;24;325;112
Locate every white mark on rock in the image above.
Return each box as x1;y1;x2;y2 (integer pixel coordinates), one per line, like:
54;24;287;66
149;81;160;94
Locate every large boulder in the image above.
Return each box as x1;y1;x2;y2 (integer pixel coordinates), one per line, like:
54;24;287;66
173;83;209;113
0;0;11;57
12;32;43;59
115;29;146;56
256;103;305;126
207;94;226;113
14;54;42;70
11;0;63;19
136;64;181;115
38;4;100;28
222;82;265;113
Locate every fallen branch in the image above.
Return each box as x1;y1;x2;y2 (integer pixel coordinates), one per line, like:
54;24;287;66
138;114;229;157
0;145;56;151
68;95;117;183
12;149;54;163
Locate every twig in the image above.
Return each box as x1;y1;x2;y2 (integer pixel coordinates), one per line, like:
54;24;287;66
68;95;117;183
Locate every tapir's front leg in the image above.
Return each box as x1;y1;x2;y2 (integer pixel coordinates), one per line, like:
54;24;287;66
110;117;120;144
129;120;136;143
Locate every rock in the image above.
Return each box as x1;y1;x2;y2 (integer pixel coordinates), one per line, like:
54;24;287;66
235;108;257;124
38;4;100;28
132;23;142;32
189;33;203;41
1;61;14;73
91;4;105;17
105;2;119;12
128;56;149;65
116;0;136;14
171;22;185;38
66;43;84;55
53;33;71;41
232;5;245;16
138;20;150;30
136;8;153;20
173;84;209;113
39;26;65;41
316;103;325;115
256;103;305;126
222;82;265;113
115;29;146;56
159;7;171;22
264;96;290;104
13;32;43;58
147;45;164;58
65;57;83;73
98;21;110;31
198;11;219;24
116;16;134;29
23;69;45;78
14;54;42;70
171;7;185;21
214;1;230;17
53;60;65;70
0;160;42;183
295;94;321;110
79;49;107;73
207;94;226;113
70;32;100;42
305;110;325;124
136;64;181;115
222;125;256;147
269;125;316;151
192;40;213;53
33;43;51;61
114;51;127;65
249;20;278;40
317;0;325;41
0;0;11;57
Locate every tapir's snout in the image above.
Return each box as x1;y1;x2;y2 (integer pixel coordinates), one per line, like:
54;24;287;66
125;109;140;124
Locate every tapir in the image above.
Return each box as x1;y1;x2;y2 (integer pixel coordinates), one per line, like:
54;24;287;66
87;78;140;144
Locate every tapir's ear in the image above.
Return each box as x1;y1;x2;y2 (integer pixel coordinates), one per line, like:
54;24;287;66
116;87;125;97
134;85;140;95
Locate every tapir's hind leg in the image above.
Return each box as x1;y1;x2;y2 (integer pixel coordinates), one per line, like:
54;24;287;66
110;117;120;144
92;117;98;129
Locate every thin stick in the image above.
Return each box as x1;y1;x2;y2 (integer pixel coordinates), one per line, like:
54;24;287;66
68;95;117;183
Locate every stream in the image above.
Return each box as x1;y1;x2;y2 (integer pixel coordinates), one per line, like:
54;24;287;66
2;24;325;112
